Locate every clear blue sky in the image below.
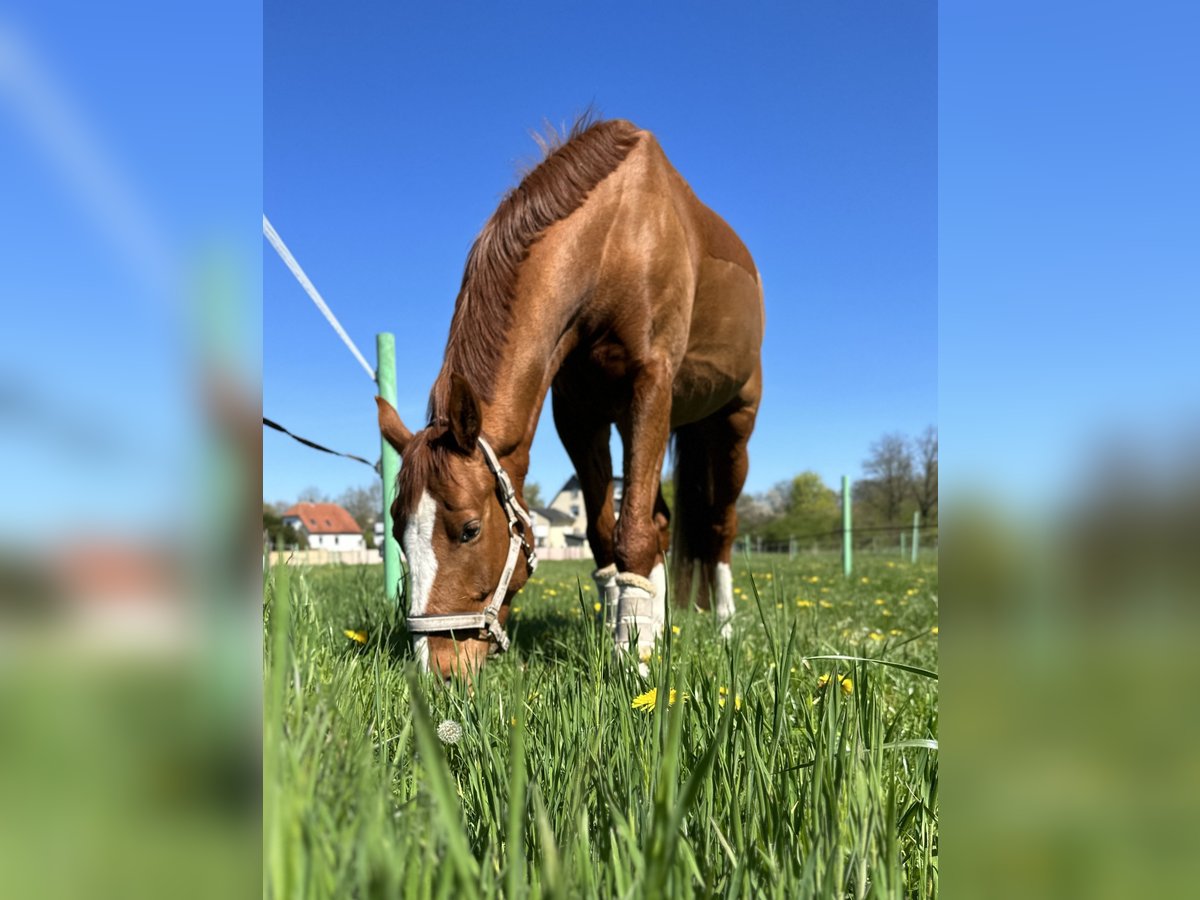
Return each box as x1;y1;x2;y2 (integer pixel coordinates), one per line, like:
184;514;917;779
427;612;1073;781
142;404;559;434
264;2;937;507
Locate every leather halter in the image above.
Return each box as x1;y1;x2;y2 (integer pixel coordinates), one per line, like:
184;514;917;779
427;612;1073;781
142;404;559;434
404;435;538;652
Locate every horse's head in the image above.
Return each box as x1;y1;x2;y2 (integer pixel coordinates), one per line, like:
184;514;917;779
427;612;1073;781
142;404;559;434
376;375;534;679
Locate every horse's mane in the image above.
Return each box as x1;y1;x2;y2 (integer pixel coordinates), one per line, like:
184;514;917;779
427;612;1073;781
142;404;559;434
430;115;641;416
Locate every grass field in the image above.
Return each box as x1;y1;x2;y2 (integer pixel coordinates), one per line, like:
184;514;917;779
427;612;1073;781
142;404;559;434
264;553;938;898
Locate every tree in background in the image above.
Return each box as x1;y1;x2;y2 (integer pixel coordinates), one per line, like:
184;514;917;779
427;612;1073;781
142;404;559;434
860;433;914;524
751;472;840;543
297;485;330;504
263;506;308;550
911;425;938;523
339;482;383;530
524;482;544;508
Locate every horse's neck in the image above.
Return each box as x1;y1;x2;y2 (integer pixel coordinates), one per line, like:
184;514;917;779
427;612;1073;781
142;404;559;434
445;283;580;480
487;310;573;468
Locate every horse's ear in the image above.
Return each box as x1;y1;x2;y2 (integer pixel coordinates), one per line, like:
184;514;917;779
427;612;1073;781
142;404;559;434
447;374;481;453
375;396;413;454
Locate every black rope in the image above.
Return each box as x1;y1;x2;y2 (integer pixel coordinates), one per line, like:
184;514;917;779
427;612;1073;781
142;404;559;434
263;417;379;473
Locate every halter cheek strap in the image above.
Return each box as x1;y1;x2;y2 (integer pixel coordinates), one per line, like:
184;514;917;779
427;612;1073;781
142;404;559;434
404;436;538;652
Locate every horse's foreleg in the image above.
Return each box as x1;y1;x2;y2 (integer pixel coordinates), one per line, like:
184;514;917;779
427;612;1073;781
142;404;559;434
551;389;620;624
612;358;674;660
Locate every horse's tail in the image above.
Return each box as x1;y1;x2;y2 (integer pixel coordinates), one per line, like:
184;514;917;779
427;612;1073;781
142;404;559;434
669;423;716;609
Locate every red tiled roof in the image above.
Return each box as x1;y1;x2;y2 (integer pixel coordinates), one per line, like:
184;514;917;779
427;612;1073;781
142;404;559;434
282;502;363;535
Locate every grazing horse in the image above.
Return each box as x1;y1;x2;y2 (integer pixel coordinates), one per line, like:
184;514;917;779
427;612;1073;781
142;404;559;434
377;116;763;678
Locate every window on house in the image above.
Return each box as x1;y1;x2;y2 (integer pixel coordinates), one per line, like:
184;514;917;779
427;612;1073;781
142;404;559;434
571;505;580;517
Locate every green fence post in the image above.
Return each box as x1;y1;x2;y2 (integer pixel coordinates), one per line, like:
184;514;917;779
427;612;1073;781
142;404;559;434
900;531;907;559
377;333;402;603
911;511;920;565
842;475;852;577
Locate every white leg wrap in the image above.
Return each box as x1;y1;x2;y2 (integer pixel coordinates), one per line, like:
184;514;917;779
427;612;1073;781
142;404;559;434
592;564;619;633
614;571;664;661
649;559;666;605
714;562;734;640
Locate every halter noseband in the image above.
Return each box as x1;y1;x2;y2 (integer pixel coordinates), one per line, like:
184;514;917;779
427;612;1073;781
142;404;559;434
404;435;538;652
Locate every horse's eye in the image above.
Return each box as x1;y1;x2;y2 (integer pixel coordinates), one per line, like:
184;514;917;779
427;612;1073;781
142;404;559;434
460;520;481;543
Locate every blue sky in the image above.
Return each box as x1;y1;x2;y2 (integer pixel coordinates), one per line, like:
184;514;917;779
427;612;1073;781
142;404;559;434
264;2;937;506
3;0;1194;537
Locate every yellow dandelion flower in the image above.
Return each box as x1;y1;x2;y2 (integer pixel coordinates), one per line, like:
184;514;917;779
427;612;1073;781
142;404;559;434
931;625;939;636
860;577;870;584
874;598;886;606
593;601;602;613
546;589;558;597
889;629;903;636
797;599;813;608
817;673;854;696
775;602;783;609
868;631;884;642
719;685;728;695
809;576;820;584
631;687;681;712
886;561;896;568
881;609;893;617
671;624;681;635
343;629;368;644
718;693;742;710
512;606;521;614
819;600;833;609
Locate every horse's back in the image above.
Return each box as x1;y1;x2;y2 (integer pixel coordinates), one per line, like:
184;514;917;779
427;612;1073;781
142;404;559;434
629;130;764;425
551;122;763;426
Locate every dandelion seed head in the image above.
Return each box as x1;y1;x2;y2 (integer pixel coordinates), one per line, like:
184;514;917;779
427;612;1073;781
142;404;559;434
436;720;463;745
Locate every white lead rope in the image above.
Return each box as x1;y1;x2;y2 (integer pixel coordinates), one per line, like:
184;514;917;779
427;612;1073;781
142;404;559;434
263;214;377;382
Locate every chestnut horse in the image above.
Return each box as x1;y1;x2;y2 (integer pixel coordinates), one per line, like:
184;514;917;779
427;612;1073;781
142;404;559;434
376;117;763;677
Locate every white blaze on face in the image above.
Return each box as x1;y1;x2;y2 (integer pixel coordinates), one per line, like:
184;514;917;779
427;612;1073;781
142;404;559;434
714;562;734;639
403;490;438;670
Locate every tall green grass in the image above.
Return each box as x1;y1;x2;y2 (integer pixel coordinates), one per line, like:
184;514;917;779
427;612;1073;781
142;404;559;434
264;555;937;898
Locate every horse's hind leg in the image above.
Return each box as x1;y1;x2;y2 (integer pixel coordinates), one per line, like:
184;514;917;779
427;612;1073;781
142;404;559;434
551;387;620;621
671;394;757;638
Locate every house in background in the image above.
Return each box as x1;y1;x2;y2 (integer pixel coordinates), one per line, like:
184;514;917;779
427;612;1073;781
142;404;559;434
547;475;623;544
282;502;366;552
529;506;576;549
